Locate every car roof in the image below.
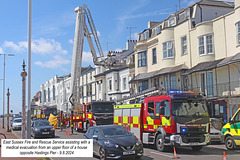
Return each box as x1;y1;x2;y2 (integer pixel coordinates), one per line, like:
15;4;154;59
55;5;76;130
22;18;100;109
14;117;22;120
89;125;123;129
33;120;49;122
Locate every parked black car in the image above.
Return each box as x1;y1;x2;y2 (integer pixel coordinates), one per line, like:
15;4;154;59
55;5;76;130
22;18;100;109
84;125;143;160
31;120;55;138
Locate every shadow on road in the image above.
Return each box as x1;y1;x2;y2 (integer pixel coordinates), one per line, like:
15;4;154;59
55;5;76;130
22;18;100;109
143;144;240;156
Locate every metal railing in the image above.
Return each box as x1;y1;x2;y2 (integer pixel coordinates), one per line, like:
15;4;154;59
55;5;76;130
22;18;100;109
190;80;240;98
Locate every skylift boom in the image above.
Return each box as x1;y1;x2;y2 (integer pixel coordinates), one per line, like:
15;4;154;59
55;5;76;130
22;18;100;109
68;5;125;133
69;5;105;108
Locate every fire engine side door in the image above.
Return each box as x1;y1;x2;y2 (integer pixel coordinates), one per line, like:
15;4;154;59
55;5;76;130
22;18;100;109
159;100;171;131
122;108;131;131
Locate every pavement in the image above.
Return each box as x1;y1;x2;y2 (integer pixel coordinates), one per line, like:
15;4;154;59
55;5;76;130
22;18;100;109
0;123;39;160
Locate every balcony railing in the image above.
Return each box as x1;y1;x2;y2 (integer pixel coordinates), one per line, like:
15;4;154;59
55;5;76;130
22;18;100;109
190;81;240;98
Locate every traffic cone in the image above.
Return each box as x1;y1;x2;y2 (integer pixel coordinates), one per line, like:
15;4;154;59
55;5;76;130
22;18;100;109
223;151;227;160
68;130;71;136
173;147;178;159
65;129;67;135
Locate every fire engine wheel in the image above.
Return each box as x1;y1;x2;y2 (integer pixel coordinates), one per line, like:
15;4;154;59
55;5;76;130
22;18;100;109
156;134;167;152
99;147;106;160
225;136;236;150
191;146;203;151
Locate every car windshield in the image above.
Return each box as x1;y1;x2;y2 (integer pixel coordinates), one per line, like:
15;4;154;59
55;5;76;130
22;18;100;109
171;100;209;117
102;126;132;137
35;121;50;126
92;104;113;113
14;119;22;123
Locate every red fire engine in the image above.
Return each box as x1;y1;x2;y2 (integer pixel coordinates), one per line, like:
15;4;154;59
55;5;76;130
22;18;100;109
33;107;57;119
114;91;210;151
61;101;115;131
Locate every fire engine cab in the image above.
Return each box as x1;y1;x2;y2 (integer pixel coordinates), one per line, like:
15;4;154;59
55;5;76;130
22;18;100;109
114;91;210;151
61;101;115;131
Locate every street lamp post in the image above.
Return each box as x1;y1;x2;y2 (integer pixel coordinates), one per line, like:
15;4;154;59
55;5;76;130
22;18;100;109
0;53;14;128
21;60;27;139
7;88;10;132
27;0;32;139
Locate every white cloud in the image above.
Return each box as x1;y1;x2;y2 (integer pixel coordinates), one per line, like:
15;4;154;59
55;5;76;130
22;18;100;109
34;55;70;69
2;38;68;55
3;41;24;52
82;51;94;64
0;47;4;54
132;32;138;40
69;39;74;44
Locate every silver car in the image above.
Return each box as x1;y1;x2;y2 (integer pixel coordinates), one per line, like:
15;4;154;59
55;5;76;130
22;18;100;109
12;118;22;130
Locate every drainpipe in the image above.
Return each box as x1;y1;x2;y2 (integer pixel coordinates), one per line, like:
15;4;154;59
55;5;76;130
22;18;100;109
206;71;208;97
191;74;193;90
215;68;218;97
228;64;231;97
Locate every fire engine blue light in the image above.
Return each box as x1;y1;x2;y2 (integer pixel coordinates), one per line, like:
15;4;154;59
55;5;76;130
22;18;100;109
169;91;175;94
169;90;183;94
182;128;186;132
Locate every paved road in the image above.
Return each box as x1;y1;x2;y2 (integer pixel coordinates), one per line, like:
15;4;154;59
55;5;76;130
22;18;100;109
6;118;240;160
54;129;240;160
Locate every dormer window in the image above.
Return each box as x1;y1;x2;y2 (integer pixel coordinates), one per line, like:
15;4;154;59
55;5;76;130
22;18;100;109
143;30;149;40
152;25;162;37
156;25;161;34
138;30;149;41
169;17;175;27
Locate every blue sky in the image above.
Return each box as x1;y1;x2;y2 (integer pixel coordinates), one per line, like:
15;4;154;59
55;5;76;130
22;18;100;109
0;0;232;114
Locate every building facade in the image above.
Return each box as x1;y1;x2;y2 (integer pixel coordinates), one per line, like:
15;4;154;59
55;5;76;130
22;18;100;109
129;0;239;123
79;66;96;104
95;40;136;101
39;66;96;113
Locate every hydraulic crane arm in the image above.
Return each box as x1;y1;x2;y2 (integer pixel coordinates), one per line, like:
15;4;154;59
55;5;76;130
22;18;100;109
69;5;125;108
70;5;105;108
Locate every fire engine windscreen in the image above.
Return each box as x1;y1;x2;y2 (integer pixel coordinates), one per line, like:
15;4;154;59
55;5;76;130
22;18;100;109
171;100;209;117
44;108;57;117
92;104;114;113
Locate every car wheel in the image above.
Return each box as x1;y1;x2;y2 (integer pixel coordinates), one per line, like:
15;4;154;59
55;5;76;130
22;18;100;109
99;147;106;160
33;133;37;139
156;134;168;152
191;146;203;151
225;136;236;150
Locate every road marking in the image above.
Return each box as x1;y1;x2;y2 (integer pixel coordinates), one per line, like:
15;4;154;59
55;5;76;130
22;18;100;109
151;151;173;158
